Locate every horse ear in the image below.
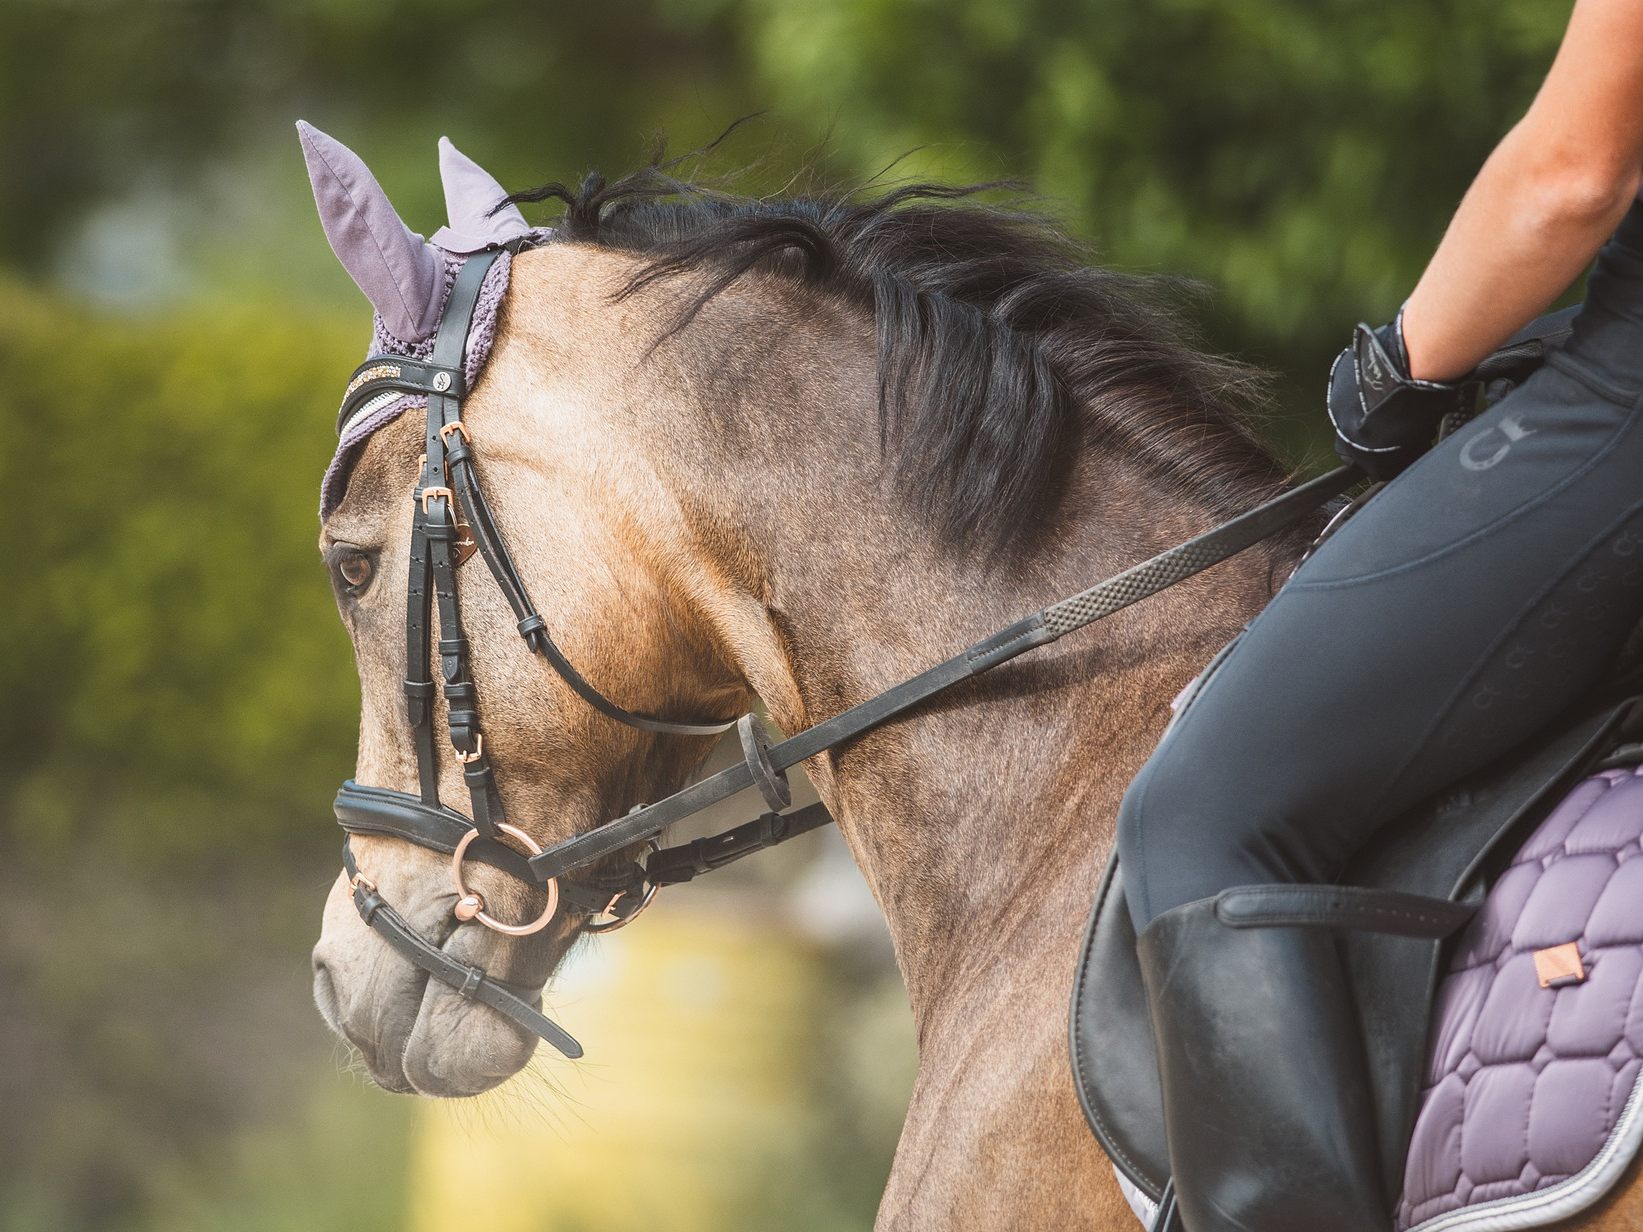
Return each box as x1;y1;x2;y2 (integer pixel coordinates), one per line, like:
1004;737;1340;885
296;120;444;341
433;136;531;250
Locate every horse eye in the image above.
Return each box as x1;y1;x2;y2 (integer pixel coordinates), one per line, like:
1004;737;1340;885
334;550;375;594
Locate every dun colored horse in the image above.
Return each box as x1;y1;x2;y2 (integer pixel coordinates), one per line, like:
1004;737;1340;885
308;162;1642;1229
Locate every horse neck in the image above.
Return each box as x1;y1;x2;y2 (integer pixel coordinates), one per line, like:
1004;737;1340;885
639;323;1303;1029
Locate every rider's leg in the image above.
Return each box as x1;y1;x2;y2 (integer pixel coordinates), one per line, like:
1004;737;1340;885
1116;203;1643;1232
1120;202;1643;930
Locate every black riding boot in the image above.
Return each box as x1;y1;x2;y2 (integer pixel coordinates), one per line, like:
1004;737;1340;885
1136;895;1388;1232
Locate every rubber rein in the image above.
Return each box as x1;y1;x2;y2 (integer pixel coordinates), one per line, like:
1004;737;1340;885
330;245;1359;1059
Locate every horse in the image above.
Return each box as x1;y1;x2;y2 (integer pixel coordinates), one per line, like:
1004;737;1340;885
304;141;1643;1229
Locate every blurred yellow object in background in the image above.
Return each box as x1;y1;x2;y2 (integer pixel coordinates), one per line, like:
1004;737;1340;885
409;898;845;1232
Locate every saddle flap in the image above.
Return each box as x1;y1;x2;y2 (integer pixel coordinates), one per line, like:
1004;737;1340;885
1071;854;1169;1199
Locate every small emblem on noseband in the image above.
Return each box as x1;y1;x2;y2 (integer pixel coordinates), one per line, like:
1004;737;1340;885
454;521;478;568
431;370;453;392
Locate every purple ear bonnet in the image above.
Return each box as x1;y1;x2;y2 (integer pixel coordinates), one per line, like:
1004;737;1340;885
300;123;530;518
319;251;513;519
298;121;445;342
430;137;535;253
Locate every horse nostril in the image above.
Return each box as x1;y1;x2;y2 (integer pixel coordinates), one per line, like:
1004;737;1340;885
312;956;343;1029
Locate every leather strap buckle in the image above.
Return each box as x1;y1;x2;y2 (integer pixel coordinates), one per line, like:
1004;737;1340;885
584;880;659;934
584;840;662;934
418;485;454;513
454;733;484;764
439;420;469;445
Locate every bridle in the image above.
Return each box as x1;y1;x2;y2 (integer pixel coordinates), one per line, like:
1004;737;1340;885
329;242;1357;1061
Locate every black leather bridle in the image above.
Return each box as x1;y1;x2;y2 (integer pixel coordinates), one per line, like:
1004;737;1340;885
329;242;1356;1060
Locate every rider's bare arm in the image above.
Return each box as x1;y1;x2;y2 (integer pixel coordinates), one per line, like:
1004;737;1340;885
1401;0;1643;381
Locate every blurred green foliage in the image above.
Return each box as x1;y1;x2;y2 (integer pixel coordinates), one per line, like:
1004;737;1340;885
736;0;1568;361
3;0;1570;361
1;283;361;861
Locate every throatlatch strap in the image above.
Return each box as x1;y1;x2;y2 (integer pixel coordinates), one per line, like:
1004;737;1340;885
444;435;738;737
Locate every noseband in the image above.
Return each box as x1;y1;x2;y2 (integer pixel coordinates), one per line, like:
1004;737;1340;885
330;242;1356;1060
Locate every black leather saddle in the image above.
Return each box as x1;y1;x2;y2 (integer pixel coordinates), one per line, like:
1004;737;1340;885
1068;304;1643;1211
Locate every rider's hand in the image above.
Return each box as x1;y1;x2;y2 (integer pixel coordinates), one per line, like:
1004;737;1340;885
1328;307;1467;480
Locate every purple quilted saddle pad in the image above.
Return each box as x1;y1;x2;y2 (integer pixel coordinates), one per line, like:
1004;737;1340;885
1397;763;1643;1231
1115;764;1643;1232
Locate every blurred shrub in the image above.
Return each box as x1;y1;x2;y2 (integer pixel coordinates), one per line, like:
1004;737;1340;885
0;280;361;860
3;0;1571;415
736;0;1568;382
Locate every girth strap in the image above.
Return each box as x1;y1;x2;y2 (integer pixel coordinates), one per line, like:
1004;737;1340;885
341;840;584;1059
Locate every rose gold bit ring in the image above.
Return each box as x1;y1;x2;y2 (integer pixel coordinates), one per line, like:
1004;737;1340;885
450;823;559;937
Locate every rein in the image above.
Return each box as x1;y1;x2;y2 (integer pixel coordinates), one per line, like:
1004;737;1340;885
330;243;1358;1059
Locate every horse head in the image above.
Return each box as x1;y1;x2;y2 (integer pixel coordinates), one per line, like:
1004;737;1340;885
302;123;750;1095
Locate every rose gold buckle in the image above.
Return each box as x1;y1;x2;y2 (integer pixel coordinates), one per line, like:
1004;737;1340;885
349;870;376;894
584;839;661;934
418;485;454;513
584;880;658;934
450;823;559;937
439;421;469;445
455;733;484;764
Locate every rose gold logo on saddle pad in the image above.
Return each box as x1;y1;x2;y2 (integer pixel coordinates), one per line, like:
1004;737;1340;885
1533;942;1586;989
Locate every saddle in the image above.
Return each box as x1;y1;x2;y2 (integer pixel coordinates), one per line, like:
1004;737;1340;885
1070;306;1643;1228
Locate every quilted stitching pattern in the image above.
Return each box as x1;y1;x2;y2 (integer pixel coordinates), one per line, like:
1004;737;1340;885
1397;765;1643;1229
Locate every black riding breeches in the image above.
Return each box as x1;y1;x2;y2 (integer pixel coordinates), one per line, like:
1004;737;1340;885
1118;202;1643;932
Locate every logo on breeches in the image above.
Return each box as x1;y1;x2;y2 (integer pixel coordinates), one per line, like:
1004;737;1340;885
1460;413;1536;471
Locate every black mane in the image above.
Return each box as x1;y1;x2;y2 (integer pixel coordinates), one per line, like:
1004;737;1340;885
510;155;1287;553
